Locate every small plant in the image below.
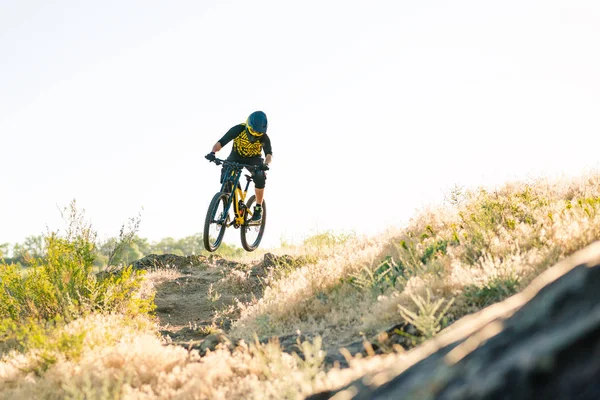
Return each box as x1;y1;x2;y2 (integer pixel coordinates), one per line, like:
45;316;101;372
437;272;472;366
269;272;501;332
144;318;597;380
420;240;448;265
207;284;221;302
445;184;466;206
396;240;428;277
349;256;403;294
464;275;520;308
197;324;221;336
293;336;326;380
105;211;142;271
255;314;275;334
398;289;455;340
266;255;313;280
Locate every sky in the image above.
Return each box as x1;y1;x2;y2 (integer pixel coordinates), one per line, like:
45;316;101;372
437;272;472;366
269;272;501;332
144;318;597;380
1;0;599;250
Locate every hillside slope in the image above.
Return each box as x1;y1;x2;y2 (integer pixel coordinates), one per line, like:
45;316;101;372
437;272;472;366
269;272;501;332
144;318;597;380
1;171;599;399
309;240;600;399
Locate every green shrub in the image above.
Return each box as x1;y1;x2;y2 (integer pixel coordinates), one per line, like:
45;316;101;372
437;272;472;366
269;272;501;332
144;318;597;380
0;234;153;324
349;239;451;296
455;187;553;264
303;230;355;248
463;275;520;308
349;256;406;295
0;206;154;356
398;289;455;340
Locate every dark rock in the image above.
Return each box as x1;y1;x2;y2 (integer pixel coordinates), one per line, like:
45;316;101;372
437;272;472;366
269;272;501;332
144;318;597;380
155;305;174;314
373;322;421;351
159;330;177;339
323;340;368;369
173;332;232;356
214;257;240;268
131;254;209;271
200;333;232;354
309;241;600;400
218;317;233;331
318;324;420;368
270;332;310;354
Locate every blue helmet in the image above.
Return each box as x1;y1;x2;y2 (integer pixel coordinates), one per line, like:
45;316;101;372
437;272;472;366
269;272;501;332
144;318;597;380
246;111;268;136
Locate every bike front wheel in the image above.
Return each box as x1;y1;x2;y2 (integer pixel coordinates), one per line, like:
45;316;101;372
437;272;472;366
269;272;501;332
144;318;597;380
240;195;266;252
204;192;229;252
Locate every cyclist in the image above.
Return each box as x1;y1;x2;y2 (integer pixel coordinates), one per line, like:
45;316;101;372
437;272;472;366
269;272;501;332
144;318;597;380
205;111;272;222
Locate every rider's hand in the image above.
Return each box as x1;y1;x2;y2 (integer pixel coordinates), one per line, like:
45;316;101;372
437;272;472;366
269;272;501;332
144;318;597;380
258;163;269;171
205;152;216;161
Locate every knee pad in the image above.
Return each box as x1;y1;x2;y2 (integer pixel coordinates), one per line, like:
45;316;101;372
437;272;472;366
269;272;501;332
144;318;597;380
253;170;266;189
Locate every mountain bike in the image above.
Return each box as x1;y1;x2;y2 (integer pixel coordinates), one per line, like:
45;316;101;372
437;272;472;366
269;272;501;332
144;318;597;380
204;157;267;252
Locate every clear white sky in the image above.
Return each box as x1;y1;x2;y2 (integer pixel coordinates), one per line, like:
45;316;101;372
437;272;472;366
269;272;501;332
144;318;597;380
1;0;599;249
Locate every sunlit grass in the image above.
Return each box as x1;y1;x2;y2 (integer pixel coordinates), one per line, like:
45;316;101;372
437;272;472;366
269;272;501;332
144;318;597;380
231;171;600;348
2;170;600;398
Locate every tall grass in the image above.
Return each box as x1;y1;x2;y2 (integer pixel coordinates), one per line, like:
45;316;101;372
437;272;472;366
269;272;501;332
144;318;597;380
230;171;600;346
1;171;599;399
0;203;154;376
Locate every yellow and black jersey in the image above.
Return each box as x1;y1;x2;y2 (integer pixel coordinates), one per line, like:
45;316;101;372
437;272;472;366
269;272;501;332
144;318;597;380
218;124;273;159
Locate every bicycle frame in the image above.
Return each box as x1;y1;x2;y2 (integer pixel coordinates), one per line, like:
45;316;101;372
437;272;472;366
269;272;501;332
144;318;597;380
218;160;254;228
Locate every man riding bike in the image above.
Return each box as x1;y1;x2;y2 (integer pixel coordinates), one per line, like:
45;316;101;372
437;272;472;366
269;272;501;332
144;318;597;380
205;111;272;222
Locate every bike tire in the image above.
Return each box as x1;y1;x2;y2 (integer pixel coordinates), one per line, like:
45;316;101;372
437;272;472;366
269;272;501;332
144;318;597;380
203;192;229;252
240;195;266;252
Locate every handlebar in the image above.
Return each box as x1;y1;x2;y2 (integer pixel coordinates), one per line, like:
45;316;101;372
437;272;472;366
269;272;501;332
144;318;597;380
208;157;268;171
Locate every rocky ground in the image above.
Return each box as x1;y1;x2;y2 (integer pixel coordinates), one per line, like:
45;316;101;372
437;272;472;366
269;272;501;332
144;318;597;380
308;242;600;399
133;254;327;358
132;252;401;367
133;254;261;342
132;241;600;399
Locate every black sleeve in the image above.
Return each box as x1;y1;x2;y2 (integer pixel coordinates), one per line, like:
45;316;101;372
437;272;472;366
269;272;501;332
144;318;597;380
261;134;273;156
218;124;245;147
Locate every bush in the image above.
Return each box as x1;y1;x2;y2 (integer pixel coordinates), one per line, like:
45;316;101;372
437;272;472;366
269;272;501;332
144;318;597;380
398;289;455;340
463;275;520;308
0;204;154;357
0;235;153;325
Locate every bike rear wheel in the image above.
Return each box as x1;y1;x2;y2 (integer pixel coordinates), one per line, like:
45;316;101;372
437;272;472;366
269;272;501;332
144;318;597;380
204;192;229;252
240;195;266;252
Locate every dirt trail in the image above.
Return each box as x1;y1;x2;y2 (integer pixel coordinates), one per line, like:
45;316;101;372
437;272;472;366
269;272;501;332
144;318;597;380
154;267;223;328
136;253;381;366
135;254;268;342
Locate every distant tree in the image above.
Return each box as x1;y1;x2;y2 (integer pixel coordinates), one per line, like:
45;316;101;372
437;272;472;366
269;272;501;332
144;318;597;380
175;233;204;255
10;235;45;265
96;232;247;263
134;236;151;256
97;235;149;267
215;241;245;258
151;237;181;255
0;243;9;260
122;241;144;265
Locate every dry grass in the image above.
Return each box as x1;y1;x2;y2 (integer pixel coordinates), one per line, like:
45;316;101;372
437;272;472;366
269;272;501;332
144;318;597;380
0;314;368;400
2;170;600;399
231;171;600;347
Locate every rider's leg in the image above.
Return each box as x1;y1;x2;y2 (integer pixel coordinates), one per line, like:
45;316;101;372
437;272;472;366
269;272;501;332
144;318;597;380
252;167;266;205
251;168;266;221
255;188;264;205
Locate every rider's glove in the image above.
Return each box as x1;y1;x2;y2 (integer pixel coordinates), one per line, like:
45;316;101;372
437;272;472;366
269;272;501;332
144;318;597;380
258;163;270;171
205;152;216;161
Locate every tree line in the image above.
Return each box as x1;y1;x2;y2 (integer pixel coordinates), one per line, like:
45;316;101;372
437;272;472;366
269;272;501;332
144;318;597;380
0;233;244;268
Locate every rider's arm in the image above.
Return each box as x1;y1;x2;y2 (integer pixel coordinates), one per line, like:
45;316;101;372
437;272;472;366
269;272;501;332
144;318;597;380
214;124;245;152
262;134;273;165
211;142;222;153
